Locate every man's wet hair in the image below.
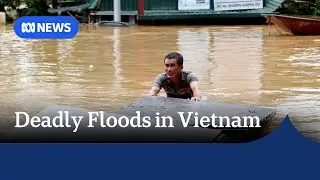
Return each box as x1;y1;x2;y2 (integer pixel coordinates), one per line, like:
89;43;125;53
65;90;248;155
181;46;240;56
164;52;183;66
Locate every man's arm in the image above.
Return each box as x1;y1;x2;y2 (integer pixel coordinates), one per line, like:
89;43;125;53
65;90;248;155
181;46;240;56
187;73;202;101
147;74;164;96
148;86;161;96
190;81;202;101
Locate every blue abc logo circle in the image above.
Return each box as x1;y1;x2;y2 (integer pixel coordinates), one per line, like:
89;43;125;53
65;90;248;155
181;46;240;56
14;16;79;39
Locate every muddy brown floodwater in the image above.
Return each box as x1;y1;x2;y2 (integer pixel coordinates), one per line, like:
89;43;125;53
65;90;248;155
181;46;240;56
0;24;319;141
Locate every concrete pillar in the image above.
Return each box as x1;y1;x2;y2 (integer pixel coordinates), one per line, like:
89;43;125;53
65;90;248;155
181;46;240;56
0;12;5;24
114;0;121;22
128;15;136;25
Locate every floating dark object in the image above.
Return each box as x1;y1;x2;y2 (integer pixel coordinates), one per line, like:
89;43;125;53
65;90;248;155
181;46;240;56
119;96;277;143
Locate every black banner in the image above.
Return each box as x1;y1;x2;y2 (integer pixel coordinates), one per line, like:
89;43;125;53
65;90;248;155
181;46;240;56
0;96;277;143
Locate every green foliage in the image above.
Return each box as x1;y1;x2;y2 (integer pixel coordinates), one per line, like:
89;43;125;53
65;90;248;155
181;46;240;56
314;0;320;15
1;0;50;17
0;0;21;11
18;0;50;16
0;0;21;8
277;0;320;16
0;0;22;22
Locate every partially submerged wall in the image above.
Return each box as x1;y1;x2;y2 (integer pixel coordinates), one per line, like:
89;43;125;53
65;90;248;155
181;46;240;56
0;12;5;24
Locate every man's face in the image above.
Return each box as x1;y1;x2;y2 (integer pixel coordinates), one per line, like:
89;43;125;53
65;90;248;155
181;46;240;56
164;58;183;79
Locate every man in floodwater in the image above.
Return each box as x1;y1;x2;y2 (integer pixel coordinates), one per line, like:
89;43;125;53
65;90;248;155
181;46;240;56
148;52;203;101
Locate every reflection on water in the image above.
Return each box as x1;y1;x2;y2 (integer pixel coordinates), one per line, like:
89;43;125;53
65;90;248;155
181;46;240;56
210;28;263;104
112;28;124;91
0;25;4;33
0;24;319;140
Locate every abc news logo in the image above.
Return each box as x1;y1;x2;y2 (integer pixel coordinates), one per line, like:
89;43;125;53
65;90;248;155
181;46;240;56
14;16;78;39
21;22;72;33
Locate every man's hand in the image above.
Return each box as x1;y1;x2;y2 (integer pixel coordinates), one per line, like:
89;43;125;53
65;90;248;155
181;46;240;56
147;86;161;96
191;91;202;101
190;81;202;101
